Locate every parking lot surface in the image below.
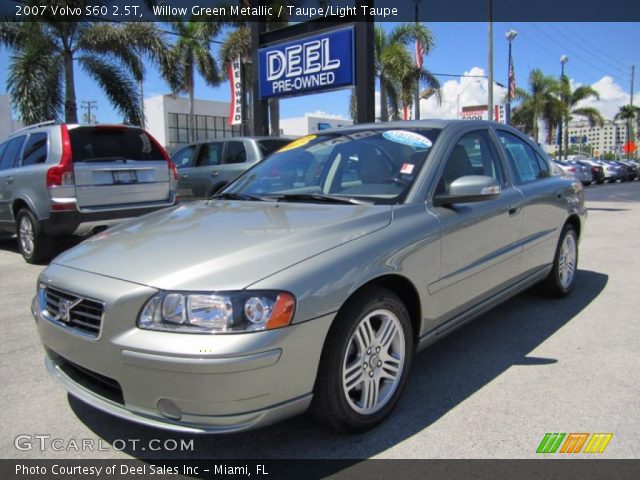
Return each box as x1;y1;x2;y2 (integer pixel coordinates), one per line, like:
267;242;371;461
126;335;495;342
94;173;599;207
1;182;638;459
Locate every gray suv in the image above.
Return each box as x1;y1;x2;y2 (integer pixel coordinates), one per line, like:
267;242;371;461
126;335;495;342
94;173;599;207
171;137;291;200
0;122;178;263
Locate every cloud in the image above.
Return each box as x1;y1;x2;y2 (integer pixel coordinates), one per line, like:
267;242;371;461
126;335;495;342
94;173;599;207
419;67;507;119
573;76;639;121
304;110;348;120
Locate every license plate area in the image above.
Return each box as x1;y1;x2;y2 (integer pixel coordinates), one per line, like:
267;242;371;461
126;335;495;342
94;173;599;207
113;170;138;184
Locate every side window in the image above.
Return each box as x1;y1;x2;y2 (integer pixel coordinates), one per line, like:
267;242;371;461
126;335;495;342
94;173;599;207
0;136;26;171
535;152;551;178
195;142;222;167
497;131;546;184
171;145;196;169
436;130;504;195
224;141;247;164
22;133;48;167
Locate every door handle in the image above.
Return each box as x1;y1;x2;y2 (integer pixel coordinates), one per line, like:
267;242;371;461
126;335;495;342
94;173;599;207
180;174;189;179
508;205;521;216
211;171;220;177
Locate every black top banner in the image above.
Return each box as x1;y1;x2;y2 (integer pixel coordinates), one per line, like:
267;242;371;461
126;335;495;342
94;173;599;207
1;0;640;22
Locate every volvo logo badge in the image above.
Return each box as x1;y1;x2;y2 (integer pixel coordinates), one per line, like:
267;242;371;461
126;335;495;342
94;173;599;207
58;298;81;323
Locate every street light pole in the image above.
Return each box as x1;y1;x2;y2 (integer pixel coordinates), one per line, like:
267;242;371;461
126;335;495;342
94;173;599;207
505;29;517;126
487;0;494;122
414;0;421;121
559;55;569;159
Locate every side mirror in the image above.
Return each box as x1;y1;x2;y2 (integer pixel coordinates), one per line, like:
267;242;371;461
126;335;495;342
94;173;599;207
434;175;501;206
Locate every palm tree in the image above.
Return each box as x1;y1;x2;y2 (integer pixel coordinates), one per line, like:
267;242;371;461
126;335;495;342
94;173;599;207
557;76;603;159
614;104;639;159
512;69;558;143
0;15;177;125
351;24;440;122
169;20;222;142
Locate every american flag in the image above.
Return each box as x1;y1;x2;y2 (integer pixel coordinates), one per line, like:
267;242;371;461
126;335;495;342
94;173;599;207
415;41;424;69
508;51;516;99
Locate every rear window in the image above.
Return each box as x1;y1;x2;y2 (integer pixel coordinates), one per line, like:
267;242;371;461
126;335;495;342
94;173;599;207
257;140;290;157
69;127;164;162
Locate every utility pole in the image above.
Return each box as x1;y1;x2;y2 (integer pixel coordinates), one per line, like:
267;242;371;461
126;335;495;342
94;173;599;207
628;65;635;159
80;100;97;124
487;0;494;122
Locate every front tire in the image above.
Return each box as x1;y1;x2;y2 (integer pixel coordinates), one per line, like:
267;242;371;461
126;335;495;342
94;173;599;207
539;224;578;297
310;287;414;432
16;209;55;264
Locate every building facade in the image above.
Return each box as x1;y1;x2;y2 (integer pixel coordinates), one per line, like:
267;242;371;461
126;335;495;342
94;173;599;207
279;114;352;137
566;119;633;157
143;95;242;150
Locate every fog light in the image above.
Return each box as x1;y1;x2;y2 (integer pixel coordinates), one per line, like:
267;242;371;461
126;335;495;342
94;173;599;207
157;398;182;421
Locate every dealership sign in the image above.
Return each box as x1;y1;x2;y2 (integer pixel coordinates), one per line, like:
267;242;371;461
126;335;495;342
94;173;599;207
461;105;506;123
228;57;242;126
259;27;354;99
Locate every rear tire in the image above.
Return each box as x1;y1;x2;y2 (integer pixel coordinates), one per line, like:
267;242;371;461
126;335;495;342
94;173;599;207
539;224;578;298
310;287;414;432
16;209;55;264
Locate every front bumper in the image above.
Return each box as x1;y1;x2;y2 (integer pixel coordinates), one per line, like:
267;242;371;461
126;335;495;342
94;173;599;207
32;264;333;433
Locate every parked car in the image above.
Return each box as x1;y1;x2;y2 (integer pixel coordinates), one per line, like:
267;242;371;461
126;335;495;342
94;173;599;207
598;160;626;183
171;137;291;201
553;160;593;185
0;121;178;263
32;120;586;433
617;160;639;181
577;160;605;184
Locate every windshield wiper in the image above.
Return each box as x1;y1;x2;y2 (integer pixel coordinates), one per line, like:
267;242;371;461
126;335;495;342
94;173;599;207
211;192;266;201
271;193;372;205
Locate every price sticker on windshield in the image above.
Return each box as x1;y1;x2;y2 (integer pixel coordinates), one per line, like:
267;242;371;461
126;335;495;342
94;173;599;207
383;130;432;149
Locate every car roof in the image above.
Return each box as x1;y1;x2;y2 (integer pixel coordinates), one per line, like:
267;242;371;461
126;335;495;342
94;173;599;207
317;119;524;135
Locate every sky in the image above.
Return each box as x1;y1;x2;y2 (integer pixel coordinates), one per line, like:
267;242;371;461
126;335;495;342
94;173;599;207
1;21;639;124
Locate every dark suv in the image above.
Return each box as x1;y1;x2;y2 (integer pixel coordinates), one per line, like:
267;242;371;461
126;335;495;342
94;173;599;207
0;122;178;263
171;137;291;200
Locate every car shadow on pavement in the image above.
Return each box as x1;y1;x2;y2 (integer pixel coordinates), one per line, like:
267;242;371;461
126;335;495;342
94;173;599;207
69;269;608;462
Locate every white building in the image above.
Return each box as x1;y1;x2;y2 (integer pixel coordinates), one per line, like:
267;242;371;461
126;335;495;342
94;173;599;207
143;94;242;150
143;94;352;149
280;114;352;137
567;119;632;156
0;95;23;141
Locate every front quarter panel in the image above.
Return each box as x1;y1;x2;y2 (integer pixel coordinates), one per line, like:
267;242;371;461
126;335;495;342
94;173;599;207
248;203;442;336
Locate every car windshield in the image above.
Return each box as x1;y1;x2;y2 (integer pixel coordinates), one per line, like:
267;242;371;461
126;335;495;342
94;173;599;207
223;129;440;204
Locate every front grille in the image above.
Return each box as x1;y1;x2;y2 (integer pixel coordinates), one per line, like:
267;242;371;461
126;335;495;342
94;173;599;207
43;287;104;338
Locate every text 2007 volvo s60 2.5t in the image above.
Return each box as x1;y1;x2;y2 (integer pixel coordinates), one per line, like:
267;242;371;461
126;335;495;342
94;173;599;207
32;120;586;433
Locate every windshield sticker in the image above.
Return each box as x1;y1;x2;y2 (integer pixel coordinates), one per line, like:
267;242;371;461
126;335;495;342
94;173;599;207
383;130;432;149
400;163;415;175
278;135;317;152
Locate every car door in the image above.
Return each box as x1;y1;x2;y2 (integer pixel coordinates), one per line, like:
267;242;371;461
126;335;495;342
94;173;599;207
0;135;27;225
178;141;225;199
428;128;525;324
494;129;567;276
215;140;252;188
171;144;198;201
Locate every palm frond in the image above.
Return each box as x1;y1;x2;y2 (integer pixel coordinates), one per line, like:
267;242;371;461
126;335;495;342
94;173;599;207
79;56;141;124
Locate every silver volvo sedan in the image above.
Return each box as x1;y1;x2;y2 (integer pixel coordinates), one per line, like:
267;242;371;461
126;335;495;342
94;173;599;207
32;120;586;433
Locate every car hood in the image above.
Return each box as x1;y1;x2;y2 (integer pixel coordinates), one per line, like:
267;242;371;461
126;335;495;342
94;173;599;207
53;200;392;291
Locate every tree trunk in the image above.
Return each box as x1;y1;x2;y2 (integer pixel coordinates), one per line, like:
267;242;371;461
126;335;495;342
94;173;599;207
64;50;78;123
269;98;279;137
379;75;388;122
188;85;195;142
563;116;569;160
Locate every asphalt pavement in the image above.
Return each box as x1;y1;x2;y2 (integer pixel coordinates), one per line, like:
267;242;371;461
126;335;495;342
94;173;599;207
1;181;638;459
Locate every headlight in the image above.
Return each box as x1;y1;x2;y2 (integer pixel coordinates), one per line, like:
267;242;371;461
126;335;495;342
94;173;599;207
138;291;295;334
